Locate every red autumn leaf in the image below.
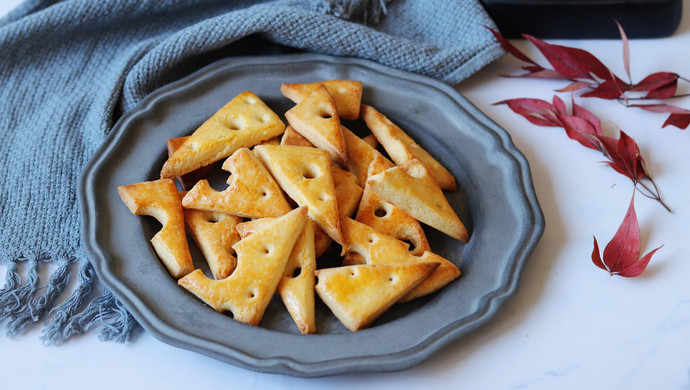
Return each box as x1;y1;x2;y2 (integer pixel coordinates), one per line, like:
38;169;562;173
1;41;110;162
645;81;678;99
552;95;567;116
556;81;592;92
571;99;603;137
523;34;591;79
663;113;690;129
630;103;690;114
616;131;648;181
591;237;607;271
558;114;601;151
493;98;561;127
561;46;619;82
616;20;631;81
629;72;679;92
581;78;628;99
592;194;662;277
599;131;647;182
487;27;541;67
632;103;690;128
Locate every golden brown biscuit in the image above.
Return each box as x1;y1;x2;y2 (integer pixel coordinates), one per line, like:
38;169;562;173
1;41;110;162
256;136;281;147
361;104;456;190
342;126;391;187
355;153;430;256
362;134;378;149
281;80;363;120
236;216;332;258
254;145;344;245
118;179;193;279
314;262;439;331
284;85;348;167
182;148;291;218
331;163;363;218
161;91;285;179
341;217;460;302
367;159;468;242
178;207;308;326
166;136;216;191
280;126;314;147
236;218;317;334
184;209;242;280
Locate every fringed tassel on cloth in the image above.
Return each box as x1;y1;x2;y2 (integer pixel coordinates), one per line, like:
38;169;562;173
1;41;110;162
41;261;137;344
7;258;73;336
0;255;41;327
41;260;95;344
317;0;392;24
56;285;136;343
0;259;21;320
0;255;137;344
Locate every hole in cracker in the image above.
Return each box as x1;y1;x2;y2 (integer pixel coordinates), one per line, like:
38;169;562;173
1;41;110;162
406;164;426;179
317;193;328;202
318;107;333;120
388;275;397;283
223;117;244;131
291;267;302;278
402;239;417;253
259;188;268;198
302;164;319;180
374;206;388;218
367;235;376;244
261;244;271;255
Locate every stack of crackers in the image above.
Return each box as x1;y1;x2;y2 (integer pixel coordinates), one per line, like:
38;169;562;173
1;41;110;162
117;80;469;333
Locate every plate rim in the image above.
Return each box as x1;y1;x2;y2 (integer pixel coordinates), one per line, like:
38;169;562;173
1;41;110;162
79;53;545;376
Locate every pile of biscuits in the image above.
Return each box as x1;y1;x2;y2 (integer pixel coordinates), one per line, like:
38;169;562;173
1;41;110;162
117;80;469;333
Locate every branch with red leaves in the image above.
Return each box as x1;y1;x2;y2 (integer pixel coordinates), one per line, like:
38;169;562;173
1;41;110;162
592;194;663;277
488;24;690;129
495;96;671;212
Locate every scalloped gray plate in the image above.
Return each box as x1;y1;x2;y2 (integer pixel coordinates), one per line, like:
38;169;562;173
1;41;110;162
79;54;544;377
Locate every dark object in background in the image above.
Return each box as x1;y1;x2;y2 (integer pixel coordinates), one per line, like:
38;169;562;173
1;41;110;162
481;0;682;38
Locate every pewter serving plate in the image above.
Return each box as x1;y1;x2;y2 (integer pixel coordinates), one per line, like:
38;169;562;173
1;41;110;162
80;54;544;377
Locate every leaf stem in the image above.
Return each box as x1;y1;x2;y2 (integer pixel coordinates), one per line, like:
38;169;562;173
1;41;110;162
636;178;672;213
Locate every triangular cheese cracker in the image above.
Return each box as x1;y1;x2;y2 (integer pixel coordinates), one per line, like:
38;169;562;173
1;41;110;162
118;179;193;279
355;153;430;257
236;214;333;258
280;126;314;147
254;145;344;245
314;262;439;331
342;126;392;187
367;159;469;242
362;134;378;149
256;136;280;147
161;91;285;178
237;218;317;334
341;217;460;302
331;163;363;218
361;104;456;190
184;209;241;280
284;85;348;167
281;80;363;120
166;136;215;191
182;148;291;218
178;207;307;326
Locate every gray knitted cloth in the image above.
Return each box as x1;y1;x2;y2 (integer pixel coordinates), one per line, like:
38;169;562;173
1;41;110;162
0;0;502;344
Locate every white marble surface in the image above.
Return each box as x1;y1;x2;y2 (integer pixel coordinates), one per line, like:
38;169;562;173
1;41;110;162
2;1;690;389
